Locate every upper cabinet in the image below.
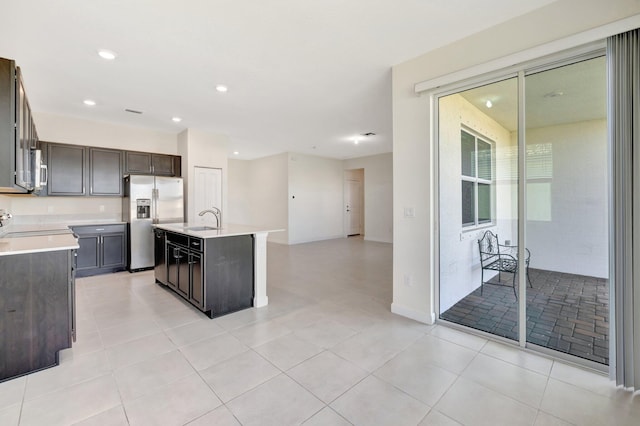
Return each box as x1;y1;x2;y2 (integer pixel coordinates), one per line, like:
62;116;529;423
89;148;123;196
47;143;86;196
125;151;178;176
44;142;181;196
0;58;40;193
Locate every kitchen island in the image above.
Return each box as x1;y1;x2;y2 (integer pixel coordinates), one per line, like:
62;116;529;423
0;225;79;382
153;223;281;318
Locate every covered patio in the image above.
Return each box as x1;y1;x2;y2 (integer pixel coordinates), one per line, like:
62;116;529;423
440;268;609;364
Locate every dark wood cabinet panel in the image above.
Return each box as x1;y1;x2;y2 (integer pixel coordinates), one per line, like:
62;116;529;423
76;235;100;271
0;250;73;382
47;144;86;196
125;151;152;174
102;233;126;268
151;154;174;176
72;225;126;277
89;148;123;196
189;252;204;309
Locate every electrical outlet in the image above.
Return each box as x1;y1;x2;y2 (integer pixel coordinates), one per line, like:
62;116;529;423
99;205;105;212
404;207;415;218
47;205;54;213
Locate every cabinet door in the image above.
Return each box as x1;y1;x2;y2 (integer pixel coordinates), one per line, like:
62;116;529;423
101;233;126;268
125;151;152;174
89;148;123;196
176;248;190;298
76;235;100;271
166;243;180;290
189;252;204;309
48;144;86;195
151;154;174;176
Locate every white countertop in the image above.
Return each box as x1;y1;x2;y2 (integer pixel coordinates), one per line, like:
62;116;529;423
155;223;284;239
0;233;79;256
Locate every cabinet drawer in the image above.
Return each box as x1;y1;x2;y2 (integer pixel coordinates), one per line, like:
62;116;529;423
72;224;126;235
189;237;204;252
166;231;189;247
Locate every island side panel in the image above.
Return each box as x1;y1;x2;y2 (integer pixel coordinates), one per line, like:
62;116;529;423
204;234;254;317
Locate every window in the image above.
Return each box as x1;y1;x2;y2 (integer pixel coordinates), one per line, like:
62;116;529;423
461;129;493;227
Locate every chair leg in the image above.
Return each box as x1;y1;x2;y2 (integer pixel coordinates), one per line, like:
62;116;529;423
527;267;532;288
480;269;484;296
512;272;518;300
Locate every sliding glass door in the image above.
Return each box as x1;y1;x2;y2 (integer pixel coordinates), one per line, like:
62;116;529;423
438;53;609;366
438;77;519;342
524;56;609;364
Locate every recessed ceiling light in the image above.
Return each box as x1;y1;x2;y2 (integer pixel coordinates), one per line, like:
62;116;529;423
172;117;182;122
485;100;493;108
233;151;240;155
215;85;228;93
83;99;96;106
97;49;117;60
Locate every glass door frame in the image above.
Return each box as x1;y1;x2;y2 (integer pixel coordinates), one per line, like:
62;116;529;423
433;43;610;371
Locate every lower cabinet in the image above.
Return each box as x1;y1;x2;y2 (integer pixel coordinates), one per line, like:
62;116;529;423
0;249;75;382
72;224;126;277
157;232;254;318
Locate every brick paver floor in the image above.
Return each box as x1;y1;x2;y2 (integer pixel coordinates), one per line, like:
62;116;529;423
440;268;609;365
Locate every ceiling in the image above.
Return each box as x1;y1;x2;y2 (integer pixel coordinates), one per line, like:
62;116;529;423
459;56;607;132
0;0;558;160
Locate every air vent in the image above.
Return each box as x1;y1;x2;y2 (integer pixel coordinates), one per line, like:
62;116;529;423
361;132;376;137
125;109;143;114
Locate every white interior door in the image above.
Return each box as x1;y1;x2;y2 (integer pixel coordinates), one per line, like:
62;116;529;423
345;179;362;236
193;167;222;225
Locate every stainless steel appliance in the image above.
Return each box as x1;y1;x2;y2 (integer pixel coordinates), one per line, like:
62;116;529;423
123;175;183;271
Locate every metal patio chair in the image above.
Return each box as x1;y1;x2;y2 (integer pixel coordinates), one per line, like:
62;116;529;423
478;230;531;299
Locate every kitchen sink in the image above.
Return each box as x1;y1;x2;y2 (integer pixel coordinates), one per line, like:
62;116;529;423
184;226;221;232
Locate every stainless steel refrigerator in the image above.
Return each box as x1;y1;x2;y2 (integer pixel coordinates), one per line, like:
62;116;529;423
123;175;183;271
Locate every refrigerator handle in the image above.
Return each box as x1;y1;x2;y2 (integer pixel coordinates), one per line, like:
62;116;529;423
152;188;158;224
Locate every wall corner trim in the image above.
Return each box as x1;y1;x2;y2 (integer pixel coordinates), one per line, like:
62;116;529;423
391;302;435;325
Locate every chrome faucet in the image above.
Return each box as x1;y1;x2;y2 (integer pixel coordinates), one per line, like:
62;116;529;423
198;207;222;228
0;209;12;227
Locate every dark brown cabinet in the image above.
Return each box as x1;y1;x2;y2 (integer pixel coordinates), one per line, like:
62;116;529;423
47;144;86;196
157;232;254;318
125;151;178;176
89;148;123;196
73;224;126;277
0;249;75;382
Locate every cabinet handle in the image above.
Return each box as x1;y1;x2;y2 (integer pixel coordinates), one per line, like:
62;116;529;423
95;228;105;231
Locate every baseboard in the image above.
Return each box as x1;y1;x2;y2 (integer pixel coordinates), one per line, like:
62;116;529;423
391;302;435;325
288;234;344;245
363;236;392;244
254;295;268;308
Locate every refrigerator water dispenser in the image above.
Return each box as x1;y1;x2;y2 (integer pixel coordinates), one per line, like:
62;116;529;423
136;198;151;219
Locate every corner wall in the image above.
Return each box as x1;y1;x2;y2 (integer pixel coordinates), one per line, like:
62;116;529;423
391;0;640;324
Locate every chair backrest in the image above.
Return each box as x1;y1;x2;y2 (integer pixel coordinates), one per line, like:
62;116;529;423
478;230;500;266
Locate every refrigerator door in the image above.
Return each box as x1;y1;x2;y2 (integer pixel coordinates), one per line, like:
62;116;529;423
128;175;155;270
155;177;184;224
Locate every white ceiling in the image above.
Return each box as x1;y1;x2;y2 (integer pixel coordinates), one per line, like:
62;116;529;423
460;56;606;131
0;0;558;160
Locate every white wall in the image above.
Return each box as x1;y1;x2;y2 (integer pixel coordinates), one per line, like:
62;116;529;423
391;0;640;324
288;153;344;244
526;119;608;278
177;129;228;223
227;154;290;244
439;94;514;312
344;153;393;243
34;112;177;153
227;159;253;226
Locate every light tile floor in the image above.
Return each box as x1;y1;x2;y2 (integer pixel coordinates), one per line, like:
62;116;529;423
2;238;640;425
